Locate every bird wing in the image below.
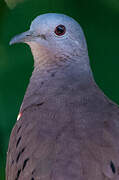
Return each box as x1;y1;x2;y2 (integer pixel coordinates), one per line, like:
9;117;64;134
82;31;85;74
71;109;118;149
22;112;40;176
6;106;57;180
6;98;119;180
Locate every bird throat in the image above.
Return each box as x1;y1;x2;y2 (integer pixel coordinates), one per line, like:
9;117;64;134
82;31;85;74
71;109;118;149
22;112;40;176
28;42;55;69
20;44;94;112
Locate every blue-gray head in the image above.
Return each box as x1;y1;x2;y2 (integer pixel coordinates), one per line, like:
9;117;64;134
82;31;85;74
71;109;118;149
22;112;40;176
10;13;88;68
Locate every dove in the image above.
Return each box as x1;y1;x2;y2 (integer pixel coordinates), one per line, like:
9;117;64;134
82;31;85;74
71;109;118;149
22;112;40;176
6;13;119;180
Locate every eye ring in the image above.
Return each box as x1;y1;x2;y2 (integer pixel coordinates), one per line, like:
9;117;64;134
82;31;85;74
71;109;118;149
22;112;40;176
54;25;66;36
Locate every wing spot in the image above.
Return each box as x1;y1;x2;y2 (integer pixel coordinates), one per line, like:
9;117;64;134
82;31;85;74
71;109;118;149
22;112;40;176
16;147;25;163
11;160;14;165
51;73;55;77
31;178;35;180
41;81;44;85
15;169;21;180
37;102;44;106
32;169;35;175
16;136;22;148
110;161;116;174
22;158;29;171
17;126;22;134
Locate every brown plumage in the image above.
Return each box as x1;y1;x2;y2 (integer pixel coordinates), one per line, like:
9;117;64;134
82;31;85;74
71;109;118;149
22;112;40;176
6;13;119;180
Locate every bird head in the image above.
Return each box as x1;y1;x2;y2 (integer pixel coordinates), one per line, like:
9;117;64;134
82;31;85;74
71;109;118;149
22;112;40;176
10;13;88;67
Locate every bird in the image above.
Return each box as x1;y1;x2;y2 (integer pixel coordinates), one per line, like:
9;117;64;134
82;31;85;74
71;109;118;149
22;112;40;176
6;13;119;180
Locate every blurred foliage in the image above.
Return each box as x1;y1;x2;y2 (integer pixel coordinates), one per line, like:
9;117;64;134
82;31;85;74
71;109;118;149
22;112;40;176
101;0;119;12
1;0;119;179
4;0;28;9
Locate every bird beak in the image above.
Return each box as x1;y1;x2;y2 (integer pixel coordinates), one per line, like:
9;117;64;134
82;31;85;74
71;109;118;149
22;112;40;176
9;30;33;45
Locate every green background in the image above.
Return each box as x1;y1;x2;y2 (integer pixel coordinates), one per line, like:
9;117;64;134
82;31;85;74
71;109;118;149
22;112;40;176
0;0;119;179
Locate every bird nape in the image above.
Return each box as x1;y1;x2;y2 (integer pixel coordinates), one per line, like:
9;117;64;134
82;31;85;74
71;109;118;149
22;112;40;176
6;13;119;180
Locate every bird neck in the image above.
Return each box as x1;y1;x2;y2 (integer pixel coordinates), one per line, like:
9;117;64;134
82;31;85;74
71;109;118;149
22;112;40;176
20;53;95;112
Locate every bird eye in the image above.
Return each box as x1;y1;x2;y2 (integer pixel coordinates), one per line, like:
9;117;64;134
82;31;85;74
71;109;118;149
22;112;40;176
54;25;66;36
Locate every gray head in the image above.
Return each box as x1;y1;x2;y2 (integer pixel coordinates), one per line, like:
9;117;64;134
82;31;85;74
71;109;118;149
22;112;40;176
10;13;88;68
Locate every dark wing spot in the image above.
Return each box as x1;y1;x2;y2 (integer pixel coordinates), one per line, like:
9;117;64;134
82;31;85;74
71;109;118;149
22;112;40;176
11;160;14;165
37;102;44;106
15;169;21;180
110;161;116;174
51;73;55;77
16;147;25;163
22;158;29;171
16;137;22;148
31;178;35;180
41;81;44;85
17;126;22;134
32;169;35;175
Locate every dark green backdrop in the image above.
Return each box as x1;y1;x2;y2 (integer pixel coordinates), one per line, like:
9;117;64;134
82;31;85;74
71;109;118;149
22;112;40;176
0;0;119;179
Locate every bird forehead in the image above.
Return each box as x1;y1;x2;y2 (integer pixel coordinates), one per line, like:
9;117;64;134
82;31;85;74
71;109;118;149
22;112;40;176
30;13;79;33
